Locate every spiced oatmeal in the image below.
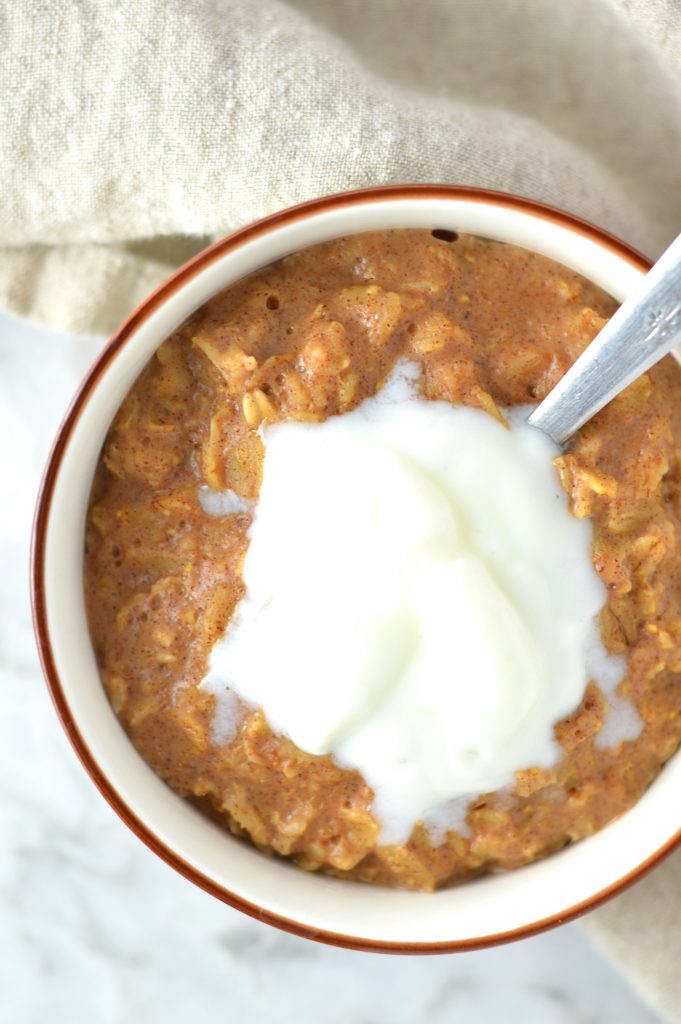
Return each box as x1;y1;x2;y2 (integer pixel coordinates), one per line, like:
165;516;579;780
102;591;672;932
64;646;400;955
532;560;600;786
84;230;681;890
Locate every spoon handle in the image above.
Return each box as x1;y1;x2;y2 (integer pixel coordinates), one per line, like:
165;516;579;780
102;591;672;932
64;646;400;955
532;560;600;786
528;232;681;444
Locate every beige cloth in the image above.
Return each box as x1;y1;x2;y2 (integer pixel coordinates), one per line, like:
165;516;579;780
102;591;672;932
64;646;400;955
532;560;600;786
3;0;681;335
4;0;681;1016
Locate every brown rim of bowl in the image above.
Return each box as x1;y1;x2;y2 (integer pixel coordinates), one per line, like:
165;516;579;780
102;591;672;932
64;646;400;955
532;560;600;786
31;184;678;954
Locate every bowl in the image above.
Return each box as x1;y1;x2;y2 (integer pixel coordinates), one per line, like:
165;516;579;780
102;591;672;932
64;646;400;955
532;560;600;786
31;184;681;952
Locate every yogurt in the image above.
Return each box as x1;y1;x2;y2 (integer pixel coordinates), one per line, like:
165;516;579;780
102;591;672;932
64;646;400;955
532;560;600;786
201;363;633;843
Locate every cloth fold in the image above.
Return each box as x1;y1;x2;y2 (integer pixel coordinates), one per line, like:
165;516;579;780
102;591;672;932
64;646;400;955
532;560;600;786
4;1;681;1018
3;0;681;333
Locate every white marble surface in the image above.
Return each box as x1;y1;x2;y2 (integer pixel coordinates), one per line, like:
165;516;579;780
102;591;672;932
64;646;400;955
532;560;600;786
0;310;665;1024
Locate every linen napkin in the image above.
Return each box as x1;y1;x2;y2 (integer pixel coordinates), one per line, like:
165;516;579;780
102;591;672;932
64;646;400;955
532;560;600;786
4;1;681;1017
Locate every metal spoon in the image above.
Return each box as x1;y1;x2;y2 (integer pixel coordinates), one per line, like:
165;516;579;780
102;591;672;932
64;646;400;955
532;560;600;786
527;232;681;444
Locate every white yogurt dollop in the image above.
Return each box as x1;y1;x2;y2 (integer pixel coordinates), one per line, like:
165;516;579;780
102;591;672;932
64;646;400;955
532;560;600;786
201;364;633;843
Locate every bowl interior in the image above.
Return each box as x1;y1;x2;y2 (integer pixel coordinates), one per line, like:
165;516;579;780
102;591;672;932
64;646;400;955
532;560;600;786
38;192;680;949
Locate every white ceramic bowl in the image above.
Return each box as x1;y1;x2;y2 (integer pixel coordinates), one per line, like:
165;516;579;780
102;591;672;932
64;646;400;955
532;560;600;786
32;185;681;952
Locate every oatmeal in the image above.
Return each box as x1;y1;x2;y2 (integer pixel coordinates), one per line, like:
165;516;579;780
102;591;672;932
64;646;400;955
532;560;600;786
84;229;681;891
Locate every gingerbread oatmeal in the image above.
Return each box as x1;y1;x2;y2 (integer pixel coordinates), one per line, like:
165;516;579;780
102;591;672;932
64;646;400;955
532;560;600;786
84;230;681;890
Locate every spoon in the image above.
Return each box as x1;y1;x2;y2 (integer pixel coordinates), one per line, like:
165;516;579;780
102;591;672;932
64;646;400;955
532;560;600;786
527;232;681;444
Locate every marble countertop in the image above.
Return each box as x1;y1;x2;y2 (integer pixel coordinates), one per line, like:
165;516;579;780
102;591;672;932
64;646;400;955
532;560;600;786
0;310;664;1024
